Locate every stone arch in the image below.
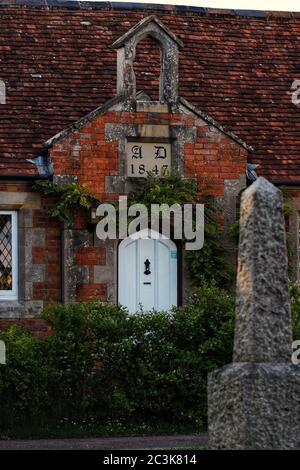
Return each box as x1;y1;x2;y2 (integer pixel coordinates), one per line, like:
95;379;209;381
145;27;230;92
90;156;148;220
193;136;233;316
112;16;183;106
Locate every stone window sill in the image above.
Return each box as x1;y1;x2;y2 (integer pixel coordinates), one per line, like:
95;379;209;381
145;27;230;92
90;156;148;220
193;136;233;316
0;301;26;318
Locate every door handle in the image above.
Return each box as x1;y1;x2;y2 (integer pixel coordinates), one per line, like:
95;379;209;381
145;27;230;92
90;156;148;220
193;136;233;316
144;259;151;275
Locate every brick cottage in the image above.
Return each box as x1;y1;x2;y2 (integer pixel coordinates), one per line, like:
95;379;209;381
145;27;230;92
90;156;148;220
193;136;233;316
0;1;300;334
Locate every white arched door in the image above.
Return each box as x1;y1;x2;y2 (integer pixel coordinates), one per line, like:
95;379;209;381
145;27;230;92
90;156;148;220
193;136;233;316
118;230;178;313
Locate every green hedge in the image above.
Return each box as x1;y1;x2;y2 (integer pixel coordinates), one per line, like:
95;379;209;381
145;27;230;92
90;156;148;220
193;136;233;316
1;283;299;432
0;286;235;430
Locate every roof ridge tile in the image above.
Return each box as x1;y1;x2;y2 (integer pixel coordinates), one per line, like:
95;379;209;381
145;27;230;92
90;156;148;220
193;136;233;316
0;0;298;20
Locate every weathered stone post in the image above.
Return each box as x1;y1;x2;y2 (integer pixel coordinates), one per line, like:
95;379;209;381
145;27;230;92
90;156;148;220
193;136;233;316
208;177;300;450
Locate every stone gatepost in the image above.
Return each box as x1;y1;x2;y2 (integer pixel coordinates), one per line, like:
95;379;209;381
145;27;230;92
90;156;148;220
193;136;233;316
208;177;300;450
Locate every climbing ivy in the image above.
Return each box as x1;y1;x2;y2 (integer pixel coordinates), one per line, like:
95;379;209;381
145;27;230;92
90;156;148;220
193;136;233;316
34;174;233;287
127;173;234;289
33;180;100;222
127;173;198;207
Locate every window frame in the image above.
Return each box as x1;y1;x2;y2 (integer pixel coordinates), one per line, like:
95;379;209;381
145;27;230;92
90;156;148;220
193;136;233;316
0;210;18;301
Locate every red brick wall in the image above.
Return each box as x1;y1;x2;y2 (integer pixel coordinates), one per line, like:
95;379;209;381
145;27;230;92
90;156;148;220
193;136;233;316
0;187;62;303
0;319;50;338
134;36;161;101
51;110;247;200
75;245;107;302
0;184;61;336
185;128;247;197
32;195;61;303
76;283;107;302
0;109;247;334
50;109;247;304
76;247;106;266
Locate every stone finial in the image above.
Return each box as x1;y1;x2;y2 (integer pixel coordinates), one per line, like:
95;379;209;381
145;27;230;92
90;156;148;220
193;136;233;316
233;177;292;362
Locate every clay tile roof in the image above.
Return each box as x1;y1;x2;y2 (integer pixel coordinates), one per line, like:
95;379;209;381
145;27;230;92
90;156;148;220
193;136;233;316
0;1;300;181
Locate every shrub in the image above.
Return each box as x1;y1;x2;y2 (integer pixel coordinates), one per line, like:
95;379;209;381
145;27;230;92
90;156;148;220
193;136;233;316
41;301;129;420
0;286;235;431
33;180;99;222
0;325;48;426
291;282;300;340
185;223;234;288
88;286;235;428
128;173;234;289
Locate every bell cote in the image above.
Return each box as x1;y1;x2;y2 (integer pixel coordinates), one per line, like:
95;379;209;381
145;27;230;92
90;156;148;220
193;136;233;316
112;16;183;107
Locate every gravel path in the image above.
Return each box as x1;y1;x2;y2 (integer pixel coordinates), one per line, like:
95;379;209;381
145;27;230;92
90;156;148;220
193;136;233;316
0;433;208;450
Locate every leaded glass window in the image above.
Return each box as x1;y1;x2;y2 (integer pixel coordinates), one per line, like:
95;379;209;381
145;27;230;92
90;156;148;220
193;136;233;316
0;211;18;300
